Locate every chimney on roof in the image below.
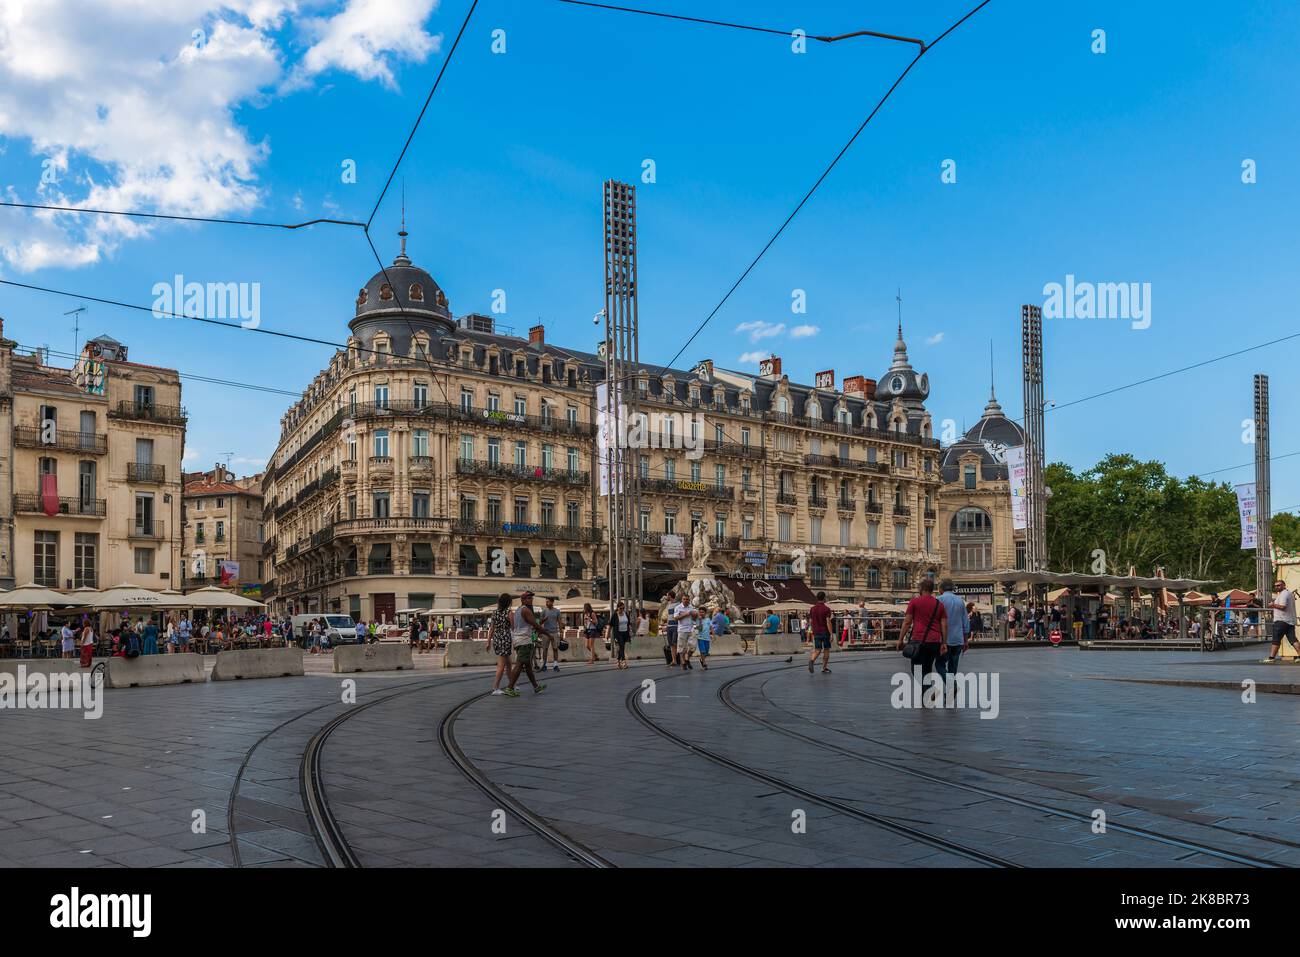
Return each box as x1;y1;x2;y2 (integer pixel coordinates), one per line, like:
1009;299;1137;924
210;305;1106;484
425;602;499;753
843;375;874;398
757;355;781;379
529;323;544;346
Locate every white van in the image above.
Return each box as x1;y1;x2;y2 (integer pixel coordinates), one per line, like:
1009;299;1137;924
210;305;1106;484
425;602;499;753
291;614;359;645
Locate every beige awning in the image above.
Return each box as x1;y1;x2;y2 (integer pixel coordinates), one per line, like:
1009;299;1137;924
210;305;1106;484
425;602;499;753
0;583;84;608
178;586;265;608
81;583;189;608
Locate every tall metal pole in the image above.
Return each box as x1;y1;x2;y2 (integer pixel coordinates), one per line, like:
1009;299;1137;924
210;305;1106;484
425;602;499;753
1253;374;1272;609
602;180;642;616
1021;305;1046;573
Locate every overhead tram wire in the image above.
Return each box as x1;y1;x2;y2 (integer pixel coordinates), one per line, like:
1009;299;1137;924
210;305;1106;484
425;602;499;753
366;0;479;231
0;200;364;232
555;0;927;48
658;0;993;375
12;343;300;398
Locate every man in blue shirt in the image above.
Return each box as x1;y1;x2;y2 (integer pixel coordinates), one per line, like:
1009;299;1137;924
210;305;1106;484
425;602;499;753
936;578;970;682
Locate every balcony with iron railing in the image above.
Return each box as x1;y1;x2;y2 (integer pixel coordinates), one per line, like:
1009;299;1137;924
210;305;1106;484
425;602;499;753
865;501;883;514
455;458;587;486
111;401;187;425
344;399;594;438
836;497;855;513
924;509;937;521
808;494;828;510
893;505;911;517
128;520;166;540
641;477;733;500
14;427;108;454
14;494;106;517
127;462;166;484
804;453;890;474
776;491;797;506
451;518;601;543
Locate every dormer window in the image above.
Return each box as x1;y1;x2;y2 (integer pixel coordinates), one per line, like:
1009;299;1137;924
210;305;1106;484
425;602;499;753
379;283;394;301
892;376;904;393
356;288;368;308
409;283;424;302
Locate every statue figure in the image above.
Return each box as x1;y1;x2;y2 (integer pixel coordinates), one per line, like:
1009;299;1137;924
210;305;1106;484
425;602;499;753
691;523;712;569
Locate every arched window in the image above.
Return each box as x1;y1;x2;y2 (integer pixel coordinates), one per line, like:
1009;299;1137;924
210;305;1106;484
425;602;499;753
949;506;993;571
806;397;821;420
379;283;393;301
777;396;789;414
355;288;368;308
409;283;424;302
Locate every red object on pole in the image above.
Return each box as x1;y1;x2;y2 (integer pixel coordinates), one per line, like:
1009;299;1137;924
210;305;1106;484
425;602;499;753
40;473;59;516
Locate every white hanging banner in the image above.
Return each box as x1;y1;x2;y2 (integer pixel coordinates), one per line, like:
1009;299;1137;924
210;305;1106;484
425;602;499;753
1235;482;1258;549
1007;445;1028;531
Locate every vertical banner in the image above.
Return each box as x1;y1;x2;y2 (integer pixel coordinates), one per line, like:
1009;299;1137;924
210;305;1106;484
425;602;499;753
219;560;240;585
1235;482;1258;549
1007;445;1028;531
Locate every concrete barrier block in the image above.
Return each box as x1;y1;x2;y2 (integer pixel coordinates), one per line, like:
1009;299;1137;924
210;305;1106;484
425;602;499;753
0;659;92;688
702;634;750;657
756;632;804;656
442;639;498;668
333;642;414;673
212;647;304;680
106;653;206;688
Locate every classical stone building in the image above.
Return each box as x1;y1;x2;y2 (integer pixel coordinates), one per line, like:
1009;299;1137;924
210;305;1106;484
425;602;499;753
936;384;1026;607
0;329;185;590
181;464;265;595
263;236;944;621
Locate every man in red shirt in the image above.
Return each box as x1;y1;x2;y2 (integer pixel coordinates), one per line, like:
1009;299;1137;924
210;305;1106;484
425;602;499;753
807;592;834;674
898;577;948;684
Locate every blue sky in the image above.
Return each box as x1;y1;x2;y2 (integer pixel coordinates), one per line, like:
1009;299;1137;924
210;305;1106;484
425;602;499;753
1;0;1297;509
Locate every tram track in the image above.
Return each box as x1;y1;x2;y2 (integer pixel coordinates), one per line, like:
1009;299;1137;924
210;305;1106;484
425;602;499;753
718;664;1286;868
626;660;1023;868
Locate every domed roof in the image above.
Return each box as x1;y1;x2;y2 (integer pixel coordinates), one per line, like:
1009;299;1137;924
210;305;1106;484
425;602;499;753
873;319;929;404
348;229;454;351
940;389;1025;482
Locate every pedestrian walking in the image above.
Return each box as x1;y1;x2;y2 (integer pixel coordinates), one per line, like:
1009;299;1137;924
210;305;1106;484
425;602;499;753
142;618;159;656
664;599;681;665
537;596;562;673
607;600;632;669
487;594;513;695
79;621;96;667
1268;579;1296;660
898;578;948;691
935;579;970;689
503;590;545;696
806;591;833;674
674;598;698;669
696;605;713;669
582;603;600;664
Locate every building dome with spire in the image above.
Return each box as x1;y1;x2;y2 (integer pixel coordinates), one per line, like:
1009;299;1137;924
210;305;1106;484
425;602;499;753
349;224;453;353
939;382;1025;483
873;318;930;406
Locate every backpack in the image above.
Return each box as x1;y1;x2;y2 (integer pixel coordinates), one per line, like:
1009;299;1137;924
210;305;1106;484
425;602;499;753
124;631;142;659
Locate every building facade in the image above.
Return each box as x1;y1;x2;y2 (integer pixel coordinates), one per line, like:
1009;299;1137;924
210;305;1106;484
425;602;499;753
0;330;185;590
264;239;945;621
935;386;1026;607
181;464;265;595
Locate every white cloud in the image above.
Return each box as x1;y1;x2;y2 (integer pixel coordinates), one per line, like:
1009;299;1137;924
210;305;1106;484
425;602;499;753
737;351;770;364
735;320;785;342
925;332;945;345
293;0;442;90
0;0;443;272
790;324;820;339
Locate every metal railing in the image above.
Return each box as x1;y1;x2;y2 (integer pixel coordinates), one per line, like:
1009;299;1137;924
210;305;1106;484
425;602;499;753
111;401;187;425
455;458;587;485
129;521;166;540
127;462;166;483
14;427;108;454
14;494;106;517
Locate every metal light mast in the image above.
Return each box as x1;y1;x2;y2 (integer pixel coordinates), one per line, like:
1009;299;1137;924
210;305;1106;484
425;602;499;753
602;180;643;613
1021;305;1047;572
1254;374;1272;605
